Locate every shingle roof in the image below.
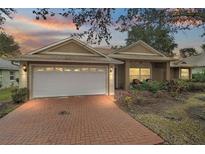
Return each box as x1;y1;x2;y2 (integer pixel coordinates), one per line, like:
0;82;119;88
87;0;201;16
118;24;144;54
13;54;123;64
93;47;114;55
171;52;205;67
0;58;19;70
11;38;123;65
108;40;174;61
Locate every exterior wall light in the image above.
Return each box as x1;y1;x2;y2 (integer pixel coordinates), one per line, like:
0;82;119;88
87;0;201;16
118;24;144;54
110;66;113;73
23;65;27;72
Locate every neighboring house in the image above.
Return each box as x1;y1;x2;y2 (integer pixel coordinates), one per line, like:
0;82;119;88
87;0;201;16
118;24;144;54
11;37;174;99
0;58;19;89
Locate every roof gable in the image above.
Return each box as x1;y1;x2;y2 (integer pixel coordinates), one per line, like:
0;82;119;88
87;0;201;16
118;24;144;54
111;40;165;57
29;37;108;58
0;58;19;70
15;37;123;64
171;52;205;67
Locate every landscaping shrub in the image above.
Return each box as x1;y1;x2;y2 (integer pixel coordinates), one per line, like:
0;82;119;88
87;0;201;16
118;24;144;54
11;88;28;103
166;80;189;93
166;80;205;93
186;82;205;92
131;79;205;95
192;70;205;82
131;80;166;93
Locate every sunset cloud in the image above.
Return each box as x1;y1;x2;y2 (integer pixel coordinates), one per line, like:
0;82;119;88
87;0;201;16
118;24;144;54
2;9;203;55
14;15;76;30
2;13;78;53
3;25;74;53
3;26;44;52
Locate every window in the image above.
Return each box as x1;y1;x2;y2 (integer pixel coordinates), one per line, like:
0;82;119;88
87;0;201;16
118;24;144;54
129;68;140;82
97;68;105;72
129;68;151;82
81;68;89;72
10;71;15;81
55;67;63;72
35;67;45;72
64;67;72;72
74;68;80;72
140;68;151;81
45;67;54;71
180;68;189;79
90;68;97;72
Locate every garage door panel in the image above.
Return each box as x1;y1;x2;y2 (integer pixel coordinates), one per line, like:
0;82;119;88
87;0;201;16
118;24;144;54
32;66;107;98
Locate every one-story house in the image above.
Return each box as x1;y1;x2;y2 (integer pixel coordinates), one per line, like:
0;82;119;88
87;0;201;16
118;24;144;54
0;58;19;89
12;37;174;99
171;52;205;76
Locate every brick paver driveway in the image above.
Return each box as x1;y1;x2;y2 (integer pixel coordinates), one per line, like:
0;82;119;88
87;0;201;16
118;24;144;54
0;96;163;144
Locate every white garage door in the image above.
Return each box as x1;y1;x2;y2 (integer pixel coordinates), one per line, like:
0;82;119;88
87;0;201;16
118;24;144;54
32;65;107;98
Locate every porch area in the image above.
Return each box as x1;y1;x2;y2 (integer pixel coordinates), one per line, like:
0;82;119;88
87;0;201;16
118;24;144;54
115;60;170;90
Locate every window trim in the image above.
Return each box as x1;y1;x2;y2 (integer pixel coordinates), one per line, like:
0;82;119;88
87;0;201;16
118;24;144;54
129;67;151;82
10;71;15;81
180;68;190;80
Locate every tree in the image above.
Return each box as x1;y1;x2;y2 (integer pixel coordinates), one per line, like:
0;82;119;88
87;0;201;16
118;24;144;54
179;48;198;58
0;32;20;57
201;44;205;52
126;25;177;56
31;8;205;45
0;8;205;45
0;9;16;28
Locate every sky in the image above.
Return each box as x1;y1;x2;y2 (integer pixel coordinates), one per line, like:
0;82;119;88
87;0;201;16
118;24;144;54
2;8;205;54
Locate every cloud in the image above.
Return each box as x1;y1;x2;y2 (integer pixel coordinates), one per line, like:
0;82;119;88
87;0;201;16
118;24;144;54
3;13;78;53
2;13;127;53
3;26;63;52
1;14;84;53
14;14;76;31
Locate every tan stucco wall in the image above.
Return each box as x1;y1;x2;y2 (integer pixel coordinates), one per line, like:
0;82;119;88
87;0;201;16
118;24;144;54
189;68;192;79
152;62;170;81
109;64;115;95
124;60;130;90
19;62;28;88
116;64;125;89
170;67;179;79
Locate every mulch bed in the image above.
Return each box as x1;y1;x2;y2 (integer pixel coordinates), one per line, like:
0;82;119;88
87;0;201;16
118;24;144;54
0;101;20;118
115;90;189;114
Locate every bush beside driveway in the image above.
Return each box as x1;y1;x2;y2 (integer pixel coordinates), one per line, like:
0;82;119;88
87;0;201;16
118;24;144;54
0;88;19;118
0;87;28;118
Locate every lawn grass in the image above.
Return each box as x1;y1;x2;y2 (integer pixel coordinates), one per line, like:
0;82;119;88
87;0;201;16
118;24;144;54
117;92;205;144
0;87;13;102
0;87;20;118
